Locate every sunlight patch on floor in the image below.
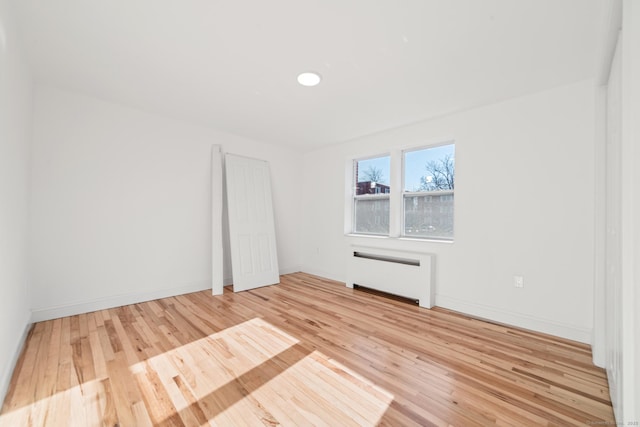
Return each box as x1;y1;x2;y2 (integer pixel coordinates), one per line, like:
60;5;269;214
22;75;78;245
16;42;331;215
247;349;394;426
129;317;299;407
0;379;105;427
1;318;393;426
131;317;393;425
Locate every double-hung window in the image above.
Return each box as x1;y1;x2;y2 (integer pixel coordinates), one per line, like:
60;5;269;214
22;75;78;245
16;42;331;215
352;155;391;235
402;143;455;240
348;142;455;241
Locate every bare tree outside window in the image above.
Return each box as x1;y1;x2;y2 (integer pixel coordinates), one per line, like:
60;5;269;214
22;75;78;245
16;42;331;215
353;156;391;234
419;153;455;191
361;165;385;184
351;146;454;239
403;144;455;240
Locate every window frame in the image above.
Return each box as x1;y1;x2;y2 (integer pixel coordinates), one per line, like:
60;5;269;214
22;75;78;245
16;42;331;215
401;142;455;241
351;154;392;236
345;140;455;242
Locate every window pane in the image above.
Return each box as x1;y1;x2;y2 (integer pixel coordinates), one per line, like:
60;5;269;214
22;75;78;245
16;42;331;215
404;194;454;239
354;198;390;235
404;144;455;192
355;156;391;195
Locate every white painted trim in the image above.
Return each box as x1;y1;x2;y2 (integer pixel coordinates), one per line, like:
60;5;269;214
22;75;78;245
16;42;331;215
344;159;354;235
223;266;301;288
30;281;211;322
344;139;456;241
620;1;640;419
389;148;402;238
436;294;592;344
279;266;301;276
353;194;390;201
593;84;607;368
300;268;346;285
211;145;224;295
0;319;32;407
296;270;591;343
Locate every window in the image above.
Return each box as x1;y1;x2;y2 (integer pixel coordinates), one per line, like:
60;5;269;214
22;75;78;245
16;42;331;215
347;141;455;241
403;144;455;239
353;155;391;235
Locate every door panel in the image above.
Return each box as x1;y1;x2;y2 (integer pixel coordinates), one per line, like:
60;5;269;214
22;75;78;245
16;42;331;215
225;154;279;291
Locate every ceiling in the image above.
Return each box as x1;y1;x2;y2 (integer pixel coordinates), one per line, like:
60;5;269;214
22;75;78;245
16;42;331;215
14;0;602;150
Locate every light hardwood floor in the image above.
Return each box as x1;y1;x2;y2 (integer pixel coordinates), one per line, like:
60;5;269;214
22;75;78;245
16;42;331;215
1;273;614;426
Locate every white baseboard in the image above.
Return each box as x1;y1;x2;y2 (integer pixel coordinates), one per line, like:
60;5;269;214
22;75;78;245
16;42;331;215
32;268;304;322
279;266;301;276
30;281;212;323
299;267;346;284
222;266;302;288
436;294;592;344
267;269;593;344
0;316;31;407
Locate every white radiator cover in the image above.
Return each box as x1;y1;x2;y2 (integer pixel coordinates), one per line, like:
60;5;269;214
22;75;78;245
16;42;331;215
346;245;435;308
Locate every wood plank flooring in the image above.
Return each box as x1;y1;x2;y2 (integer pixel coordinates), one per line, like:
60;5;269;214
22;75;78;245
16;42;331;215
1;272;614;426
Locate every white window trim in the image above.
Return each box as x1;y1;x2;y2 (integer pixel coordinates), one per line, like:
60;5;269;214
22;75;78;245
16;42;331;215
345;139;455;242
353;194;390;201
403;189;454;198
349;154;392;236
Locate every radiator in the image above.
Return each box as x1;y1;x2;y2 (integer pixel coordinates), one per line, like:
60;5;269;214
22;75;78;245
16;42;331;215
346;245;435;308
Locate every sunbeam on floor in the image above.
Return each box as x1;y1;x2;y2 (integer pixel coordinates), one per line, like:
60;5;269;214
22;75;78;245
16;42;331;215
0;317;393;426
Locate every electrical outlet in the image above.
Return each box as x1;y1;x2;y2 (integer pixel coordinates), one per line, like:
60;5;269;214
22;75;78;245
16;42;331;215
514;275;524;288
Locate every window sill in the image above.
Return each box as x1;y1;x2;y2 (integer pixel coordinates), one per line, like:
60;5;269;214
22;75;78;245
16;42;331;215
345;233;389;239
398;236;454;244
345;234;454;244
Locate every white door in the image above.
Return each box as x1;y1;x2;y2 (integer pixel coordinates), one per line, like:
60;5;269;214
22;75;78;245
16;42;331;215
225;154;279;291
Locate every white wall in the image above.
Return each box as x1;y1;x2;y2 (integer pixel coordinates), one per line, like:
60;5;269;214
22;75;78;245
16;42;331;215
29;86;302;320
0;0;33;405
301;80;596;343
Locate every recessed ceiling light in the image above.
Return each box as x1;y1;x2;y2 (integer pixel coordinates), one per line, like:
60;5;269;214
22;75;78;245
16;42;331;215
297;72;321;87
